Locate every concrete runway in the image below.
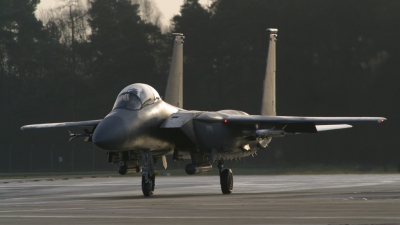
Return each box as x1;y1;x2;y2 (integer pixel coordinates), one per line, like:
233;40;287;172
1;174;400;224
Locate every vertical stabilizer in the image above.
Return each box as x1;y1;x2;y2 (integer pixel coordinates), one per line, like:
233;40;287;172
261;28;278;116
164;33;184;108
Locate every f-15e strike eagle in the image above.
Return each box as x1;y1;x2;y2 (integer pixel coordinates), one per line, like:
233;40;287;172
21;29;386;196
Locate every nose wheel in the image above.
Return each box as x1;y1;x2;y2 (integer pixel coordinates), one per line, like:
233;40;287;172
218;159;233;194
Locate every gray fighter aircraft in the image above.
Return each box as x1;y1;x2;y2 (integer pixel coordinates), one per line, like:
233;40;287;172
21;29;386;196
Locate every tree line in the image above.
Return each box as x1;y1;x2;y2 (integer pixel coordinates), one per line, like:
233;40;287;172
0;0;398;172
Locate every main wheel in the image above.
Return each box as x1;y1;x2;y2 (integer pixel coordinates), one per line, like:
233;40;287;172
220;168;233;194
141;175;154;197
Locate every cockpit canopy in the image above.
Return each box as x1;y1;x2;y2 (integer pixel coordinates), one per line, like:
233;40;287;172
113;83;161;110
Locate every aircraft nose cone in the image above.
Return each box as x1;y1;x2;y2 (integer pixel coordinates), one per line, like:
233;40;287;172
92;116;128;150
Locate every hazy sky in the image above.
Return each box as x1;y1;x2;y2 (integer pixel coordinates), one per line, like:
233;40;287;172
36;0;211;28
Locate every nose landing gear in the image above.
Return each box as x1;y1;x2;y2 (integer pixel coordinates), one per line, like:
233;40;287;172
141;174;155;196
218;159;233;194
141;150;155;197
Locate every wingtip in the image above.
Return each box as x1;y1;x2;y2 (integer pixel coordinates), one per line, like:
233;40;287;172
20;126;25;131
379;118;387;123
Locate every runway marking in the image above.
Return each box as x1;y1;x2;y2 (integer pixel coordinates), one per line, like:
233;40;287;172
0;208;85;213
0;199;90;206
0;215;399;220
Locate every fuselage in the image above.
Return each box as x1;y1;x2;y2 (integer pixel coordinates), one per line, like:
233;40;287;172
92;83;267;160
93;100;179;151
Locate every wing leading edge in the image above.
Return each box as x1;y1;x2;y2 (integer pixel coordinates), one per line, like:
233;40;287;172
228;115;386;135
208;115;386;135
20;119;102;130
223;115;386;124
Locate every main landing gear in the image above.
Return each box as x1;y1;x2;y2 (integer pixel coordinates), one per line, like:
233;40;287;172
218;159;233;194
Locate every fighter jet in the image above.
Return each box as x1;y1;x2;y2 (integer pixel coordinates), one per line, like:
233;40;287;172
21;29;386;197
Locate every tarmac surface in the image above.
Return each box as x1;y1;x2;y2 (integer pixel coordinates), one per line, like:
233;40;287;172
1;174;400;224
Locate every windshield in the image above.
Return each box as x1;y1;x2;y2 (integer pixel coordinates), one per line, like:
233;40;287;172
113;92;142;110
112;83;160;110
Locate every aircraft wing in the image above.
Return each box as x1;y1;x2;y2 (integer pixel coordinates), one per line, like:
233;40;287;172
20;119;102;130
221;115;386;134
223;115;386;124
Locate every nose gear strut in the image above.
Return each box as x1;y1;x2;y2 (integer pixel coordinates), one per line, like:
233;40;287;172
141;150;155;196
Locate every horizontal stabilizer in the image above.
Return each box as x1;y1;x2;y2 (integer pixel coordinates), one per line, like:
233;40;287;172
21;119;102;130
316;124;352;132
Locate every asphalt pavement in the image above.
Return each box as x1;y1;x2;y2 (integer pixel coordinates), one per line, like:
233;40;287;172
1;174;400;224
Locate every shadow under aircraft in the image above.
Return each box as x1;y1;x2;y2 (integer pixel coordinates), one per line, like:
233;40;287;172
21;29;386;197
